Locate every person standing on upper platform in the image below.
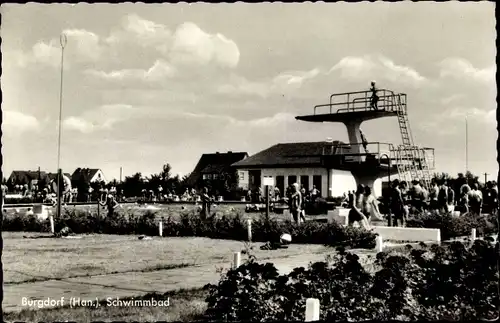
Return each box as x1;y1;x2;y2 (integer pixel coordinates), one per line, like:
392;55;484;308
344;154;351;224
370;81;379;110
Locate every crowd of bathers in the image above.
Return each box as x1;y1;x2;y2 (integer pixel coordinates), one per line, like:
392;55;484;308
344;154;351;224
342;178;498;228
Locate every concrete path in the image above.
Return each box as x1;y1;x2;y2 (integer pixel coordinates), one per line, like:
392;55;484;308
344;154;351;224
4;250;353;313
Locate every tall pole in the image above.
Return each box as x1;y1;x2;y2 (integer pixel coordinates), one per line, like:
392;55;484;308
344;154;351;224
381;154;391;227
265;185;270;220
56;33;67;219
120;167;123;183
484;173;488;184
465;115;468;173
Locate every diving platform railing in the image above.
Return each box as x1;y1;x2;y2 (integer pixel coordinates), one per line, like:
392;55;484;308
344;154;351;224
312;89;407;115
318;142;435;169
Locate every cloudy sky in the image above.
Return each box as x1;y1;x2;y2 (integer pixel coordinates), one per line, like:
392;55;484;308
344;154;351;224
1;2;496;181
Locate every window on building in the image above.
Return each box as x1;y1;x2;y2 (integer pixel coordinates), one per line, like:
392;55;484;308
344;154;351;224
239;172;245;181
288;175;297;187
313;175;322;195
300;175;310;192
213;174;218;179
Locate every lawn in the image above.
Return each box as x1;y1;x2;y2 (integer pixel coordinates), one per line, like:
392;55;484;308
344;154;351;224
3;288;208;322
3;231;332;284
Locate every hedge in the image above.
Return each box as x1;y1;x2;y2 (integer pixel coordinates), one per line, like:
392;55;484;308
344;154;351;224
204;239;499;321
2;208;377;249
2;207;497;247
406;212;498;241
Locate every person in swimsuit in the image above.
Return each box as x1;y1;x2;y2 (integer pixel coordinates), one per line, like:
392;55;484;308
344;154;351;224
348;184;372;230
370;81;379;110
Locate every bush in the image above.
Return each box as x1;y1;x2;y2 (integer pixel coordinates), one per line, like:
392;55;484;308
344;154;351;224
406;212;498;240
204;240;499;321
2;208;376;249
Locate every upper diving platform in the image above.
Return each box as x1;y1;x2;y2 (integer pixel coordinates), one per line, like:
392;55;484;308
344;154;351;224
296;89;407;123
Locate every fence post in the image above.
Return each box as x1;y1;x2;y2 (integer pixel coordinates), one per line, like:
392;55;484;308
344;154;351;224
305;298;320;322
159;220;163;237
233;252;241;269
49;215;55;234
471;228;476;241
247;219;252;242
375;235;384;253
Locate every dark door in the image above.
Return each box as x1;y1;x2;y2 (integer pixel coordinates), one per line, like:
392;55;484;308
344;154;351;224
300;175;310;192
276;176;285;196
288;175;297;187
248;170;261;190
313;175;322;196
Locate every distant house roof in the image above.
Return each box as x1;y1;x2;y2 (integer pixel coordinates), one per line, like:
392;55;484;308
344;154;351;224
8;170;49;184
71;168;101;182
232;141;348;168
200;164;227;174
188;151;248;186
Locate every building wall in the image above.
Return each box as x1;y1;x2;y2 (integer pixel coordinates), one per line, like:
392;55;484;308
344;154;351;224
330;169;357;197
237;170;249;190
91;170;107;184
260;167;329;197
373;178;382;197
238;167;382;198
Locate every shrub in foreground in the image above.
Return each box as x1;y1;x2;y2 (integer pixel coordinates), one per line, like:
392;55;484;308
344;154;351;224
205;240;499;321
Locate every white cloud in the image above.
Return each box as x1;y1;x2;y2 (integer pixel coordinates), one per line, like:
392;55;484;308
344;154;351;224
177;111;296;129
329;56;376;79
106;14;172;53
216;75;271;98
85;59;176;82
63;116;95;134
2;110;40;134
64;29;102;61
6;49;35;68
440;94;466;105
379;57;426;84
449;107;496;124
272;68;321;89
32;40;60;67
24;28;103;68
439;58;495;83
63;104;136;133
169;22;240;68
240;112;296;127
328;55;426;86
217;55;426;99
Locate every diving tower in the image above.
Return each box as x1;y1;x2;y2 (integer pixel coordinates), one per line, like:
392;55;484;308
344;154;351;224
296;88;435;192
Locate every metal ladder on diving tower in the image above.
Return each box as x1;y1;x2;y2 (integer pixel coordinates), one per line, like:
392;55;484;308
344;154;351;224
392;93;432;190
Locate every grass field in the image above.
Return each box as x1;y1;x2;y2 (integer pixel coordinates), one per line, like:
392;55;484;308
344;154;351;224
2;229;337;321
3;231;332;285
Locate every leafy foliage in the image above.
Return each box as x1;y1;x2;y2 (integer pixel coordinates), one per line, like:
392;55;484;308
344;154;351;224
204;240;499;322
